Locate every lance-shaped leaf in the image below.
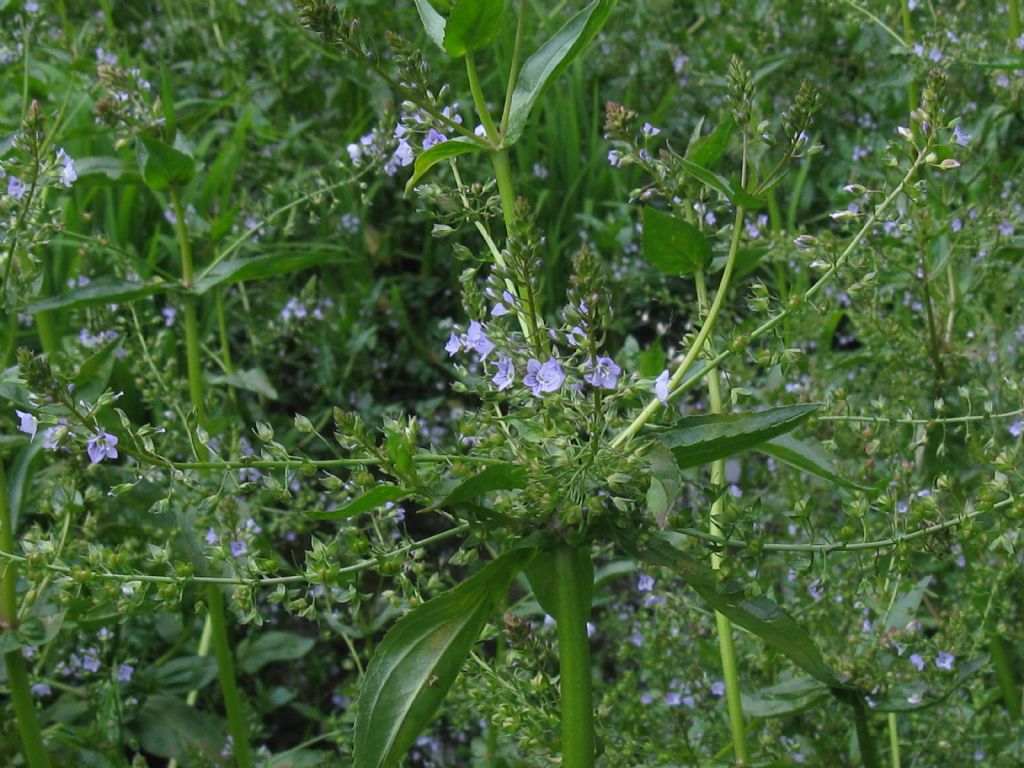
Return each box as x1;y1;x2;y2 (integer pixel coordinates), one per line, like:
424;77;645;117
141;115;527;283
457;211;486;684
642;206;712;276
504;0;617;146
307;485;412;521
414;0;447;49
27;276;170;313
440;463;527;507
193;250;349;294
743;675;830;718
354;548;535;768
658;403;819;469
687;116;735;168
443;0;505;58
623;533;852;689
758;433;878;492
404;136;486;195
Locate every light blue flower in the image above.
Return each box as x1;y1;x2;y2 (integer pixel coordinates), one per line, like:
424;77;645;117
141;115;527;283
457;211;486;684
523;358;565;396
86;431;119;464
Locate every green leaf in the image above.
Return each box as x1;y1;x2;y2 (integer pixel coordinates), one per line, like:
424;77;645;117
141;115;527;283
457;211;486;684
624;533;851;689
687;117;735;168
73;336;124;402
440;463;527;507
523;547;593;621
883;576;932;632
728;176;767;210
27;276;170;314
238;631;316;674
193;251;348;294
676;156;733;198
148;656;219;694
414;0;447;49
642;206;712;276
136;694;224;761
443;0;504;58
743;675;829;718
637;339;665;378
645;443;682;528
658;404;820;469
354;548;534;768
207;367;279;400
138;134;196;190
404;137;486;195
504;0;617;146
759;433;877;492
308;485;412;521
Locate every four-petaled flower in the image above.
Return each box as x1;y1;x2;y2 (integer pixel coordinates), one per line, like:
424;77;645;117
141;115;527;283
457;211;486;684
584;356;621;389
15;409;38;439
654;370;670;404
935;652;955;671
57;148;77;187
523;358;565;397
7;175;26;200
463;320;495;359
86;431;119;464
492;356;515;391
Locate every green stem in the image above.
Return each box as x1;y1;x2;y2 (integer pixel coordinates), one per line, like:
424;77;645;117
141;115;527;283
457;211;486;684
1;464;53;768
170;187;251;766
888;713;901;768
852;697;881;768
553;544;595;768
499;0;528;133
1010;0;1021;41
612;206;746;450
696;272;747;765
990;634;1022;721
171;188;208;434
206;585;253;768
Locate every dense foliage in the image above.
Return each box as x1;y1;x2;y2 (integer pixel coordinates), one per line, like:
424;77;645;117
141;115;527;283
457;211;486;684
1;1;1022;766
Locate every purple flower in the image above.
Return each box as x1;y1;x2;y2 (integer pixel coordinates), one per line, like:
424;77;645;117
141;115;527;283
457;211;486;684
653;370;670;404
15;409;38;439
909;653;925;671
86;431;119;464
463;320;495;359
637;574;654;592
935;652;955;671
952;124;970;147
7;175;26;199
81;652;101;673
566;326;586;347
56;148;77;187
642;122;661;137
205;527;219;545
230;540;247;557
999;221;1014;238
391;140;414;169
117;663;134;683
422;129;447;150
664;692;682;707
523;358;565;396
444;331;461;356
31;683;51;697
608;149;625;167
491;290;515;317
492;356;515;391
710;681;726;697
1010;420;1023;438
584;356;622;389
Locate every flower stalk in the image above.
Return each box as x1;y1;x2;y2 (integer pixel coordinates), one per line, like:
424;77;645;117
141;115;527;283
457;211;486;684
554;544;595;768
1;463;53;768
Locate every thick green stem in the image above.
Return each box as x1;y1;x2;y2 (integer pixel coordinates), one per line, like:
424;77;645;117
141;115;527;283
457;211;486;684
852;697;881;768
1010;0;1021;40
499;0;528;133
887;713;900;768
990;634;1022;721
696;272;747;765
206;585;253;768
554;544;595;768
170;187;251;766
1;464;53;768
